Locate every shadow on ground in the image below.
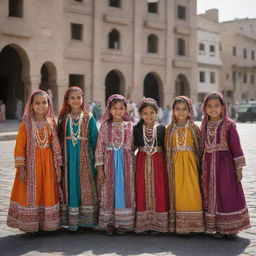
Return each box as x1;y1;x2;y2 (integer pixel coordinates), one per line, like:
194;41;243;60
0;230;251;256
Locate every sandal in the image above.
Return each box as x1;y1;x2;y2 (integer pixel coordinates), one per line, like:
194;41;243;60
116;227;126;235
213;232;225;239
106;225;114;236
225;234;237;239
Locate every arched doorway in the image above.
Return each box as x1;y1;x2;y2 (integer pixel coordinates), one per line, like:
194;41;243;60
105;70;125;102
0;44;30;118
175;74;190;97
40;62;58;112
143;72;163;106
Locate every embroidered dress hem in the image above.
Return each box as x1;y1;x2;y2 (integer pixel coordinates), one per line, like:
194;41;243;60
7;201;60;232
135;211;168;233
205;207;250;234
60;205;98;230
98;208;135;230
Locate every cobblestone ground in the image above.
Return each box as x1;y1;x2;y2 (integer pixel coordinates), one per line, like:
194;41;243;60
0;123;256;256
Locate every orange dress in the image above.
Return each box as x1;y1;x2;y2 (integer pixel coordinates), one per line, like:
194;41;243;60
7;121;60;232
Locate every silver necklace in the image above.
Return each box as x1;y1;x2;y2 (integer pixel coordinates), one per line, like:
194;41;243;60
68;112;83;146
143;124;157;154
111;122;125;151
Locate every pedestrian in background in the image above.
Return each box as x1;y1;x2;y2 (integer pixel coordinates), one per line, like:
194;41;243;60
0;100;6;122
95;94;135;235
165;96;204;234
7;90;62;233
58;86;98;231
201;92;250;239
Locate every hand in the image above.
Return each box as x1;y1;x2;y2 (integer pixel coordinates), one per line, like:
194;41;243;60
236;169;243;182
97;167;105;184
55;166;62;182
18;166;27;183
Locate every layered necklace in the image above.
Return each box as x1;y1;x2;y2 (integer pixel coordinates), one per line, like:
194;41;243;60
33;119;50;148
207;119;222;146
174;122;188;149
68;112;83;146
111;122;125;151
143;123;158;154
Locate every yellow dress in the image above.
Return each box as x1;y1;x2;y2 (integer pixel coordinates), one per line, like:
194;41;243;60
171;126;204;233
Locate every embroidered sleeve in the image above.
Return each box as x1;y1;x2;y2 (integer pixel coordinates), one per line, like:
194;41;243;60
229;122;246;170
14;121;27;167
95;124;106;167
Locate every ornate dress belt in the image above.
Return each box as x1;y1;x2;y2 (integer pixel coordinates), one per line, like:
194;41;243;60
65;136;88;140
139;146;163;154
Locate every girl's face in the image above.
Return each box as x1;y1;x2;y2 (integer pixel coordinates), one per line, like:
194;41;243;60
141;105;157;126
173;102;189;123
68;91;83;111
205;98;223;121
31;94;49;117
110;101;126;122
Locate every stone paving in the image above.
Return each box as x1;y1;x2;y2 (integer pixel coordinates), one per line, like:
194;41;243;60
0;123;255;256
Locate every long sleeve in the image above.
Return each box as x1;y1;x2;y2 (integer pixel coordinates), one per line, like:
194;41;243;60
14;121;27;167
95;123;107;167
229;122;246;171
88;114;98;153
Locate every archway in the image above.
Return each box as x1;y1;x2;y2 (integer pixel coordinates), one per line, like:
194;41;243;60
143;72;163;106
0;44;30;118
105;70;125;102
175;74;190;97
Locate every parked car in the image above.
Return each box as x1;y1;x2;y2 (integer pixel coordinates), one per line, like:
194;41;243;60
237;102;256;122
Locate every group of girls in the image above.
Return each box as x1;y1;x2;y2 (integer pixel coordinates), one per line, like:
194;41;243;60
7;86;250;240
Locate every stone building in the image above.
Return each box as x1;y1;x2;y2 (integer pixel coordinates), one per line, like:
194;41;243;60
0;0;197;118
197;9;222;102
219;17;256;103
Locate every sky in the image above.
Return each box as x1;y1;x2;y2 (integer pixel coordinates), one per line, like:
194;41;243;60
197;0;256;22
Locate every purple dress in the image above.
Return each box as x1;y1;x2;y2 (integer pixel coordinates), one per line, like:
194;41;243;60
202;119;250;234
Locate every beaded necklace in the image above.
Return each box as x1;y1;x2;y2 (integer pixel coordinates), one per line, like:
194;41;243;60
143;123;158;154
174;122;188;149
33;119;49;148
207;119;222;146
68;112;83;146
111;122;125;151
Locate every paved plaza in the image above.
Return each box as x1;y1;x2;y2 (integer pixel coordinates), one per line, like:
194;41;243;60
0;123;255;256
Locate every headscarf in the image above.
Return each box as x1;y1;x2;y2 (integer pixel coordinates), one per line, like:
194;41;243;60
58;86;87;122
138;97;158;112
22;90;62;206
100;94;130;124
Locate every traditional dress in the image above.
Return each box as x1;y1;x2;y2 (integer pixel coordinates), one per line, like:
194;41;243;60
95;94;135;230
201;92;250;234
165;96;204;234
7;90;62;232
58;87;98;231
134;123;169;233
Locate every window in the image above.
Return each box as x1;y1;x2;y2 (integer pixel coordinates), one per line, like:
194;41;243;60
232;71;236;82
252;50;255;60
109;0;121;8
209;45;215;56
219;43;222;51
243;73;247;83
108;29;120;49
177;5;186;20
251;75;255;84
199;43;205;55
9;0;23;18
71;23;83;40
199;71;205;83
147;34;158;53
243;48;247;58
210;72;216;84
69;74;84;89
233;46;236;56
74;0;83;2
177;38;185;56
148;2;158;13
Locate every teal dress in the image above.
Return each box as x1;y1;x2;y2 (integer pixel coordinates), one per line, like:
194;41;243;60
65;114;98;231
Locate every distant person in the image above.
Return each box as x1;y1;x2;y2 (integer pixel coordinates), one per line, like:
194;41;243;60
0;100;6;122
15;98;23;122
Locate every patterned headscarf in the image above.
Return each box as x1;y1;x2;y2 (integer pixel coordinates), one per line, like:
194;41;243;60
100;94;130;124
58;86;87;122
171;95;194;121
138;97;158;112
22;90;62;206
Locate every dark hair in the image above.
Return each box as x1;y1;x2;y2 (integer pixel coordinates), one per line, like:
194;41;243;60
65;87;83;100
136;102;158;128
172;98;189;110
31;91;49;104
204;94;224;106
108;98;127;121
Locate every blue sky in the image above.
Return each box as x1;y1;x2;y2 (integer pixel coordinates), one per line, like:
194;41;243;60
197;0;256;22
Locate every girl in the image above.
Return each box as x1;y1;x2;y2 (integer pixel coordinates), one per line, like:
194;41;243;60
95;94;135;235
165;96;204;234
7;90;62;232
58;86;98;231
134;98;169;233
201;92;250;239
